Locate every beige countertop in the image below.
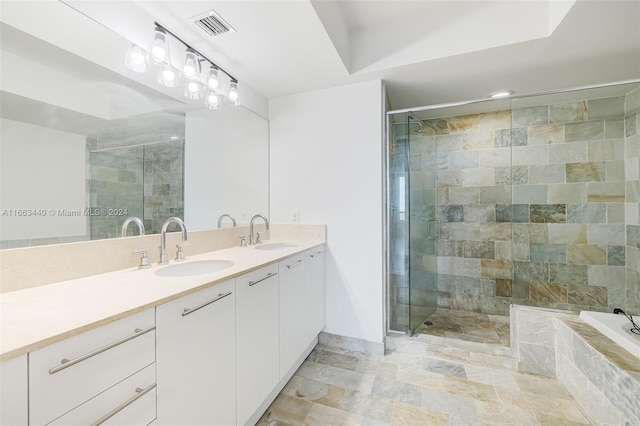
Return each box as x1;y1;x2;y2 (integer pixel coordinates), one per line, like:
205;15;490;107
0;240;324;362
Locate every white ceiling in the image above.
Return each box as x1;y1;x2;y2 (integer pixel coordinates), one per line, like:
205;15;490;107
4;0;640;112
131;0;640;110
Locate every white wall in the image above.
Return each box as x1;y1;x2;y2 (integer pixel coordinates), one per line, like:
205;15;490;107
269;80;384;344
0;118;87;241
184;107;269;230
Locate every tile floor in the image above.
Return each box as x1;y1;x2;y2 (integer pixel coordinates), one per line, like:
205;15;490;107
258;310;591;425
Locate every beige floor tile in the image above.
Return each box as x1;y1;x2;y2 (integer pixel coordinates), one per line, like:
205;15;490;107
390;401;449;426
552;398;591;424
303;403;359;426
261;394;314;425
355;358;399;381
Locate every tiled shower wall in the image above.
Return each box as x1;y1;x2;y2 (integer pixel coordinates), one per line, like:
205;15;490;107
89;140;184;240
625;87;640;314
418;90;639;315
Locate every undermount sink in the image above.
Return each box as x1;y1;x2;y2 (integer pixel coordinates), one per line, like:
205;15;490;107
155;260;235;277
253;243;297;251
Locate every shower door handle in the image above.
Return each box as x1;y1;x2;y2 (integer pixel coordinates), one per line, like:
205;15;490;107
426;219;441;240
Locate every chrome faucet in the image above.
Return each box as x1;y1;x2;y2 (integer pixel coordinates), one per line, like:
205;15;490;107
121;217;145;237
217;213;237;228
159;217;188;264
249;214;269;245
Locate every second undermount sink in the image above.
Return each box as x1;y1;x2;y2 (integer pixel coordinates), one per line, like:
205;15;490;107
155;260;235;277
253;243;297;251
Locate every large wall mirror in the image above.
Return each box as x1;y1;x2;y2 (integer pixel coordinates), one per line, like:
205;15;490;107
0;2;269;249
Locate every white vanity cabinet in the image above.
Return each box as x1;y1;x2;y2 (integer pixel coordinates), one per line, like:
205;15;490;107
0;354;28;426
28;309;156;426
306;247;326;342
235;263;279;426
156;279;236;426
278;253;308;379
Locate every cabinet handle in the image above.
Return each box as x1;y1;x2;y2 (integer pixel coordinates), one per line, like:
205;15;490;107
49;325;156;374
249;272;277;286
182;292;232;317
286;259;304;269
90;382;157;426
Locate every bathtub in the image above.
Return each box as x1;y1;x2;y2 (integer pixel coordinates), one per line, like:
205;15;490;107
579;310;640;360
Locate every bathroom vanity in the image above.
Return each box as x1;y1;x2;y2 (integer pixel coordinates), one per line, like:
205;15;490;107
0;239;325;426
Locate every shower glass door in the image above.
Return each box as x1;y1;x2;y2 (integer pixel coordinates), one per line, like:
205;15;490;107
407;112;438;333
387;112;438;334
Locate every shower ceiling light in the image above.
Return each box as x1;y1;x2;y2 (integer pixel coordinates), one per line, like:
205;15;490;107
123;22;240;110
491;90;513;98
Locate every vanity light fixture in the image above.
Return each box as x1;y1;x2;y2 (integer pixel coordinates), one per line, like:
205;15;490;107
124;44;148;73
228;78;239;105
124;22;240;108
184;80;204;99
207;65;220;90
158;63;179;87
150;26;169;63
182;48;200;81
205;91;221;110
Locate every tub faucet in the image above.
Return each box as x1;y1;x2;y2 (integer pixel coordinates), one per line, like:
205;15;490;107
249;214;269;245
121;217;145;237
217;213;237;228
159;217;188;264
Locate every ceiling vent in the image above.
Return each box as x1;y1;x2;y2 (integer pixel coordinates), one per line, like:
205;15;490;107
191;10;236;37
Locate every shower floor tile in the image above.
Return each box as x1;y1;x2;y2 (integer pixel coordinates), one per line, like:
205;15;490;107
415;309;511;346
258;336;592;425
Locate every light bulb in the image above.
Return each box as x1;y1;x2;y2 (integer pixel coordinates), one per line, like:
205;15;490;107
158;64;179;87
205;91;221;110
125;44;148;73
183;48;200;81
207;66;220;90
228;79;239;105
151;27;168;63
184;81;203;99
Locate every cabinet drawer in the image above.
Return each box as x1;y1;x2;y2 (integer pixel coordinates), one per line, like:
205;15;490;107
48;364;156;426
29;309;156;425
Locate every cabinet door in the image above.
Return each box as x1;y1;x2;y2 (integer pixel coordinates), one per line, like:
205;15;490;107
279;254;307;379
48;364;156;426
0;355;27;426
156;279;236;426
29;309;155;426
236;264;279;426
306;247;326;341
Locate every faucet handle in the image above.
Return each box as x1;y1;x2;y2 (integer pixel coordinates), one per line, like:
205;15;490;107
256;232;263;244
238;235;247;247
132;249;151;269
175;243;188;261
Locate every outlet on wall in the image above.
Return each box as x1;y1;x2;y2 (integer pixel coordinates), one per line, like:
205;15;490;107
292;211;300;224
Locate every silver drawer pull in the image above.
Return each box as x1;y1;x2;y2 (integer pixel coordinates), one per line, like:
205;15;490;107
49;325;156;375
286;259;304;269
182;291;232;317
90;382;157;426
310;251;323;258
249;272;277;286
